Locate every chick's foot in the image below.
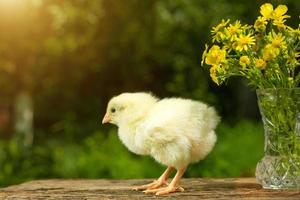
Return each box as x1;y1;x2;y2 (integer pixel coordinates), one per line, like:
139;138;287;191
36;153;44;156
132;166;173;191
132;180;167;191
143;185;184;195
156;185;184;195
154;166;186;196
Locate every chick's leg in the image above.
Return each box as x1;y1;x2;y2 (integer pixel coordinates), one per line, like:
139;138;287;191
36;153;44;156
144;167;186;195
156;167;186;195
132;166;173;191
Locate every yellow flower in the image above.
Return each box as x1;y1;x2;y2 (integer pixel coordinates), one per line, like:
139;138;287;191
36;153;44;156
239;56;250;69
227;21;241;34
274;5;288;17
263;44;280;61
260;3;274;19
211;19;230;34
205;45;227;66
201;44;209;66
225;20;242;41
287;26;300;40
260;3;290;28
268;31;286;49
210;66;220;85
273;16;289;29
255;58;267;69
235;34;255;51
211;19;230;42
273;5;289;24
214;31;227;42
254;16;268;31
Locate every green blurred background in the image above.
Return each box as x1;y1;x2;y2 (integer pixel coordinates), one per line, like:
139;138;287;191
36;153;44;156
0;0;299;187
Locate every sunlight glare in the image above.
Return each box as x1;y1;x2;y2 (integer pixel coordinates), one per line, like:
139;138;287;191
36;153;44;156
0;0;27;9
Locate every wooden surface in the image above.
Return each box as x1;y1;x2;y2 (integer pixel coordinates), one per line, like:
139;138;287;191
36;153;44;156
0;178;299;200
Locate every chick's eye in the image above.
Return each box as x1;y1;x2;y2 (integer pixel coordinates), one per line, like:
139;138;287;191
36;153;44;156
111;108;116;113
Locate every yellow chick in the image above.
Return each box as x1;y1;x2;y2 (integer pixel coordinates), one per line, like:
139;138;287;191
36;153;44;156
102;92;220;195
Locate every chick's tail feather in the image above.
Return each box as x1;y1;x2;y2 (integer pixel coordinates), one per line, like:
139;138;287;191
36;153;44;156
205;106;221;131
194;105;220;137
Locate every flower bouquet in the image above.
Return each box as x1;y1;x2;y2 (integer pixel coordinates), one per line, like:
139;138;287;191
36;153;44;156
202;3;300;189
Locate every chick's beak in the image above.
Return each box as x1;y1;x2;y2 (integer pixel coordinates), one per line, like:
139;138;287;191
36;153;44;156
102;113;111;124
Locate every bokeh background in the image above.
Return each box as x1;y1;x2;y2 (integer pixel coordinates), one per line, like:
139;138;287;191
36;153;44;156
0;0;299;187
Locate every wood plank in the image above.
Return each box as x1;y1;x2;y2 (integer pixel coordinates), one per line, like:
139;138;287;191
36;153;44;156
0;178;299;199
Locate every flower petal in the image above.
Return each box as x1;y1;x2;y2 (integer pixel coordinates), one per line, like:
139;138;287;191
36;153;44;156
274;5;288;16
260;3;274;18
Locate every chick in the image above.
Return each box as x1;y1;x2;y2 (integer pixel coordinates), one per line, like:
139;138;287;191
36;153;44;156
102;92;220;195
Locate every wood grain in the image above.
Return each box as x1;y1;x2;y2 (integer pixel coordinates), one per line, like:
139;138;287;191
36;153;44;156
0;178;299;199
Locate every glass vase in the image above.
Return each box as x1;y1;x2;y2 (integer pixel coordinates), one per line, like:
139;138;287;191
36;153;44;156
255;88;300;189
